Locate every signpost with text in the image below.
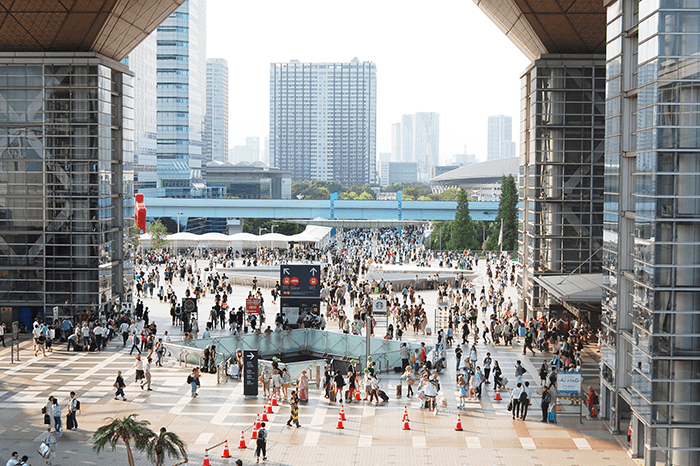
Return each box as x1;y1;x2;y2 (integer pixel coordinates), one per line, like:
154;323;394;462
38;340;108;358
280;264;322;326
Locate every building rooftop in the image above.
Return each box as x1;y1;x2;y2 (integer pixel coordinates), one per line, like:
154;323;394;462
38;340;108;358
431;157;520;184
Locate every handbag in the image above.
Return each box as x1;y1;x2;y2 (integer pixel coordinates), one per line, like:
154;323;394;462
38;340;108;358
44;413;51;425
38;441;50;459
501;377;509;387
507;401;513;411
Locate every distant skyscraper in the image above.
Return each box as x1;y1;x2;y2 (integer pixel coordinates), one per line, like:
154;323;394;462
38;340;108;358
156;0;207;196
125;32;158;192
263;136;270;165
205;58;229;164
401;114;414;164
413;112;440;182
391;123;401;161
231;137;261;163
397;112;439;182
270;58;377;184
487;115;515;160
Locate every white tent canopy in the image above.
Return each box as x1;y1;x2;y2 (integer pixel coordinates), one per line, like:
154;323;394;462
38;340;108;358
139;225;332;250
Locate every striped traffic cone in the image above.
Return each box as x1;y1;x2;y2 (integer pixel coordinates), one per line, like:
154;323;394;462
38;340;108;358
340;404;346;420
495;386;502;401
455;413;463;431
267;399;273;413
402;406;410;422
238;431;246;449
221;439;231;458
403;418;410;430
272;394;278;406
255;413;261;429
336;411;344;429
202;449;210;466
261;409;269;422
251;424;258;440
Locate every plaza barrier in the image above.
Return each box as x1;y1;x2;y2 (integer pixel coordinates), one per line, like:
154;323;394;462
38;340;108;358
162;329;408;378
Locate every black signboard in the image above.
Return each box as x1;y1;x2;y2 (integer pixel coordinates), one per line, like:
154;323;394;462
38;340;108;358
280;264;321;297
243;349;259;396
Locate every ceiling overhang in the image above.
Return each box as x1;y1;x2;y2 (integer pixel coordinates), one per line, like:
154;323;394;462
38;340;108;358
473;0;606;61
0;0;186;61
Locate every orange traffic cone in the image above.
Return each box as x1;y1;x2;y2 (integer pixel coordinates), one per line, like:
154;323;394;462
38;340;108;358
455;413;463;431
495;386;502;401
267;399;273;413
402;406;409;422
202;449;210;466
255;413;261;429
336;412;344;429
403;418;410;430
272;394;278;406
340;404;346;420
251;425;258;440
221;439;231;458
238;431;246;449
355;390;361;401
261;409;269;422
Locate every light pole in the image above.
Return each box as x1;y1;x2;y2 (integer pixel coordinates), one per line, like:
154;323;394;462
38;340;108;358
177;212;183;234
270;225;276;251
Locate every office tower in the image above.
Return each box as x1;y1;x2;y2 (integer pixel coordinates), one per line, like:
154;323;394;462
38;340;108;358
487;115;515;160
231;137;261;163
156;0;207;196
0;1;184;323
413;112;439;182
246;137;260;162
270;58;376;184
518;56;606;319
205;58;229;164
125;33;158;192
391;123;401;161
601;2;700;463
400;114;414;164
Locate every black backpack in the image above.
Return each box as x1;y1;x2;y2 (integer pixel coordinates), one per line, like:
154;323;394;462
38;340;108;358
187;374;193;384
519;390;528;402
75;400;81;410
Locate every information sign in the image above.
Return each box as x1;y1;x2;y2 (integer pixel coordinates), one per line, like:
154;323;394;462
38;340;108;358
557;371;583;394
243;349;259;396
280;264;321;297
373;299;387;315
246;297;260;314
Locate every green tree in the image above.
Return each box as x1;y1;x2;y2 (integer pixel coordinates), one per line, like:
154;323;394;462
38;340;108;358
92;415;156;466
447;189;479;250
147;219;168;249
358;191;373;200
146;427;187;466
438;188;463;201
484;175;519;251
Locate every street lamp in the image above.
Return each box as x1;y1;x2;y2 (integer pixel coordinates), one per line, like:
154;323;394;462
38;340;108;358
177;212;183;234
270;225;276;251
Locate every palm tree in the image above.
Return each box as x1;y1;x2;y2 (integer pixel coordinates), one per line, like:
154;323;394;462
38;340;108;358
146;427;188;466
92;414;155;466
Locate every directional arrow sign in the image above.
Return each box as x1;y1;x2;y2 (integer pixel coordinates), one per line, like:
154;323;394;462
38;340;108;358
280;264;321;297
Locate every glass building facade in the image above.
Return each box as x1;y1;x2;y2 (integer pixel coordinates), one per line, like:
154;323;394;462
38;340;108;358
518;55;606;318
204;58;229;164
0;53;134;324
602;0;700;464
270;58;377;185
156;0;207;195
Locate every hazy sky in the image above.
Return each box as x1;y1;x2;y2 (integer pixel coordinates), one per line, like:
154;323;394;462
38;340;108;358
206;0;530;163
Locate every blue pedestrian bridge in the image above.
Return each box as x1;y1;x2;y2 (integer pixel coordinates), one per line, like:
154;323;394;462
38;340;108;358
144;198;500;222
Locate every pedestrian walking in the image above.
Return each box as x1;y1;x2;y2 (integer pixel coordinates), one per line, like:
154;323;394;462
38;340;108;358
133;354;145;389
51;398;62;435
42;427;57;466
511;382;523;420
66;391;80;430
255;422;267;463
114;371;127;401
129;331;141;355
520;381;531;420
286;390;301;427
144;357;153;391
538;385;552;422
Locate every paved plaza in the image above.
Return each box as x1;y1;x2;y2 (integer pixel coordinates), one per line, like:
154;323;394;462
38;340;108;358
0;260;638;466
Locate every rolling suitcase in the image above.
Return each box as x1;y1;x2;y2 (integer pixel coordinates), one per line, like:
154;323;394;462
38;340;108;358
378;390;389;402
396;384;402;398
329;389;336;402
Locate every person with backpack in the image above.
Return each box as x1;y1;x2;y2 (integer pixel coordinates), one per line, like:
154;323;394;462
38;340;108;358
514;360;526;385
114;371;127;401
538;360;548;386
255;421;267;463
187;368;200;398
519;381;531;420
511;382;523;419
586;386;598;419
66;391;80;430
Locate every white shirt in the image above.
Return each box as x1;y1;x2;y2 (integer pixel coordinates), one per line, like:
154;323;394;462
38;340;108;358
512;386;523;400
120;322;129;333
6;457;19;466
